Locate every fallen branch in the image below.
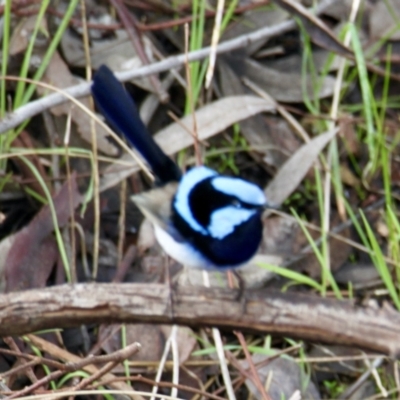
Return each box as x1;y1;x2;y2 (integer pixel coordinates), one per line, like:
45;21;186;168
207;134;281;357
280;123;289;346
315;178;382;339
0;283;399;357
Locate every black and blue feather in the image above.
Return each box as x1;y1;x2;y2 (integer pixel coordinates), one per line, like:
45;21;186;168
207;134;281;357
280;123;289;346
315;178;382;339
92;65;181;184
91;65;266;269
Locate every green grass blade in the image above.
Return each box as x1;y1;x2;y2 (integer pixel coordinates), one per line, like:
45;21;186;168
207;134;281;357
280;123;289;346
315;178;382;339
17;155;71;282
292;208;342;298
13;0;51;108
360;210;400;310
20;0;79;106
0;1;13;170
1;0;11;117
220;0;239;32
349;24;375;162
257;262;324;292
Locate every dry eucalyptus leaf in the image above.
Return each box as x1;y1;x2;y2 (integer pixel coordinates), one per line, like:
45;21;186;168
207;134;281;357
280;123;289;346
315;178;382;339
61;28;137;68
222;7;289;56
369;0;400;40
243;58;337;103
322;0;353;20
340;163;361;187
260;214;300;259
9;15;45;56
265;129;337;206
155;95;275;154
334;262;380;290
4;174;83;292
101;323;165;362
261;116;302;168
160;325;198;364
267;49;342;75
218;60;301;169
239;353;321;400
274;0;353;58
62;28;154;92
100;95;275;191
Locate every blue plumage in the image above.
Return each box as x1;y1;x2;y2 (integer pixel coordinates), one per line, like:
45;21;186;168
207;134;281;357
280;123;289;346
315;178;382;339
91;65;267;269
173;166;216;235
92;65;181;184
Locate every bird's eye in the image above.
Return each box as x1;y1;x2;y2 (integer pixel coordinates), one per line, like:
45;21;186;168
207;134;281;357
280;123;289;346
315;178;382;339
232;199;240;208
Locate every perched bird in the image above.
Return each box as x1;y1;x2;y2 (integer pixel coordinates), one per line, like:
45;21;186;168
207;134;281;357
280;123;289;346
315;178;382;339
91;65;267;270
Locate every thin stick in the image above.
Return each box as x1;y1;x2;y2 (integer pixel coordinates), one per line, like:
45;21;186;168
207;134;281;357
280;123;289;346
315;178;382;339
205;0;225;88
202;272;237;400
150;325;177;400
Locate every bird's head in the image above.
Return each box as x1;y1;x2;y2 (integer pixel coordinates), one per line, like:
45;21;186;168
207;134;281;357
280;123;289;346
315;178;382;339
173;166;266;240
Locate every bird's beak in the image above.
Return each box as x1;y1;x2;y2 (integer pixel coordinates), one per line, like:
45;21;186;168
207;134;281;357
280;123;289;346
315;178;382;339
262;202;279;211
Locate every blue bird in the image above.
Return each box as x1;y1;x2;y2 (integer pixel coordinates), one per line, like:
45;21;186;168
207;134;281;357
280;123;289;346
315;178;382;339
91;65;267;270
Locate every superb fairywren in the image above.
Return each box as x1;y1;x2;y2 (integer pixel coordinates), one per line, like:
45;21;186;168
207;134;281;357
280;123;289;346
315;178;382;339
92;65;267;270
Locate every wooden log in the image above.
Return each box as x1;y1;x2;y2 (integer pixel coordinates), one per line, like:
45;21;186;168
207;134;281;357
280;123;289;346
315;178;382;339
0;283;398;357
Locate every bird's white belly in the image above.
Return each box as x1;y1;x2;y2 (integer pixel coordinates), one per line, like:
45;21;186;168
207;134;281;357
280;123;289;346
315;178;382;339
154;225;216;269
153;225;247;271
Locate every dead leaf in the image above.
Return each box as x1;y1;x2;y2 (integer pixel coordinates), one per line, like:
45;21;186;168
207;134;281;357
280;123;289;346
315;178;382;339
9;15;44;56
322;0;353;21
62;28;154;92
100;95;275;191
3;174;83;292
267;49;342;75
340;164;360;187
369;0;400;40
222;7;289;56
265;129;337;206
160;326;198;364
242;58;337;103
334;262;380;290
273;0;353;58
100;324;197;365
239;353;321;400
218;60;301;169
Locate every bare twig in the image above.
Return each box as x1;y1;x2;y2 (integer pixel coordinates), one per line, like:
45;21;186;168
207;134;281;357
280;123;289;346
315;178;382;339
3;337;38;385
0;10;300;134
109;0;166;100
3;338;141;400
234;332;271;400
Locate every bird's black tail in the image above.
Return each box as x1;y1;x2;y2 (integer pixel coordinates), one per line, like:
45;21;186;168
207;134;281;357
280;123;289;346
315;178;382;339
91;65;182;184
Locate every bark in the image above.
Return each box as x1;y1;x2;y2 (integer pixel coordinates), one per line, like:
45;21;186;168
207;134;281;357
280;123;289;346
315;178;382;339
0;283;398;357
